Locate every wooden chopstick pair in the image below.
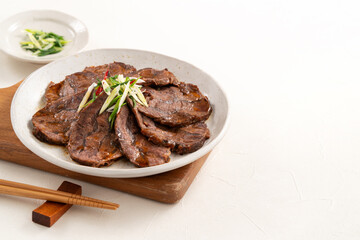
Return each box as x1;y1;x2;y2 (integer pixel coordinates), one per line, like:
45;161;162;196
0;179;119;210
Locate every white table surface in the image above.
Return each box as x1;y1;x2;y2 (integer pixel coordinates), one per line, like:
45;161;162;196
1;0;360;239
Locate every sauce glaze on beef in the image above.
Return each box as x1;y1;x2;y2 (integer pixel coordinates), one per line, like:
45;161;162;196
115;105;171;167
67;93;123;167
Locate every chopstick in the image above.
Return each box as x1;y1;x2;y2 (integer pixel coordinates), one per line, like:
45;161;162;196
0;179;119;210
0;179;119;208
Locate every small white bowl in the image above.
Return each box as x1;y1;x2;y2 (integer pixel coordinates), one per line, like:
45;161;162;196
0;10;89;64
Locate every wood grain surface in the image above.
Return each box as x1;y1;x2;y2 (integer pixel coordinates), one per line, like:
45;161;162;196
0;82;209;203
32;181;82;227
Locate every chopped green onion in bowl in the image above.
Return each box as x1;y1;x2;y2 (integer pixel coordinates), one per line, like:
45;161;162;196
20;29;69;57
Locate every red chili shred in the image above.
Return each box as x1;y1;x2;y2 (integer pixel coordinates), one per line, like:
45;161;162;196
96;86;103;96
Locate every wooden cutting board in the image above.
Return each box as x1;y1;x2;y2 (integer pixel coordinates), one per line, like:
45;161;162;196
0;82;209;203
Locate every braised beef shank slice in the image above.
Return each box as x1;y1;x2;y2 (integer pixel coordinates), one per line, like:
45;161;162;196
32;90;85;145
45;81;64;104
67;93;122;167
129;98;210;155
115;105;171;167
127;68;180;87
44;62;136;104
44;71;98;104
84;62;136;80
137;82;212;127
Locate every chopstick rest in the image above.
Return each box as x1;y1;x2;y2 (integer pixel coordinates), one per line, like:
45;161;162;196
32;181;81;227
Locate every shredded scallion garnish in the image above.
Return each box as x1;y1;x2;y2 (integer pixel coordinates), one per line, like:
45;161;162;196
99;85;121;115
77;73;147;128
20;29;69;57
77;83;97;112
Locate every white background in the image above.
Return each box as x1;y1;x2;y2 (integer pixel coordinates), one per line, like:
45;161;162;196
1;0;360;239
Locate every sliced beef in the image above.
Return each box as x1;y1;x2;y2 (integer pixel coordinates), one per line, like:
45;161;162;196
32;90;85;145
129;98;210;154
44;71;98;104
127;68;180;87
33;62;211;168
59;71;99;98
44;62;136;104
45;81;64;104
136;82;212;127
84;62;136;79
67;93;122;167
115;105;171;167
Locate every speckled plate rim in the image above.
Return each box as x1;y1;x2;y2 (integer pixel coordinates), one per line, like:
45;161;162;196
11;48;230;178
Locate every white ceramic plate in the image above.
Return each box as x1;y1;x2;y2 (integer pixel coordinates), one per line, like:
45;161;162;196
11;49;230;178
0;10;88;64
